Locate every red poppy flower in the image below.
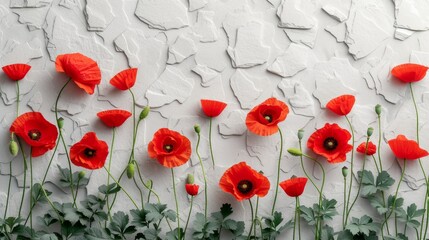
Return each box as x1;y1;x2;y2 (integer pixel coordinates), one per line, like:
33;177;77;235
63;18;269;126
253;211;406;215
185;184;199;196
148;128;191;168
97;109;132;128
219;162;270;201
246;97;289;136
10;112;58;157
200;99;227;117
307;123;353;163
109;68;138;90
2;63;31;81
279;177;307;197
388;135;428;160
356;141;376;156
70;132;109;170
326;95;355;116
391;63;428;83
55;53;101;95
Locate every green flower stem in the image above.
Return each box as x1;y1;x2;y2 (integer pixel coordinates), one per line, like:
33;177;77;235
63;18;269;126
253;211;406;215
424;197;429;240
29;152;33;228
106;128;116;221
271;127;284;215
409;83;429;240
171;168;181;240
4;162;12;219
381;159;406;238
377;114;383;172
346;138;369;221
132;176;144;209
128;89;137;164
195;131;208;219
298;140;321;195
247;198;254;240
73;177;82;208
24;137;60;225
293;197;297;240
147;180;154;203
371;155;380;174
254;197;260;237
17;138;27;218
103;166;138;209
342;175;347;229
54;79;76;206
208;117;215;168
302;153;325;239
344;115;355;226
136;165;160;203
183;196;194;239
16;82;20;114
297;197;301;240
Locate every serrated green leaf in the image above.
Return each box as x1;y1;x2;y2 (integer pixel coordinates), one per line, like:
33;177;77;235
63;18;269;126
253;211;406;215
109;211;136;236
220;203;233;218
300;206;316;225
272;211;283;227
376;171;395;191
143;228;161;240
85;228;112;240
98;183;121;195
345;215;379;237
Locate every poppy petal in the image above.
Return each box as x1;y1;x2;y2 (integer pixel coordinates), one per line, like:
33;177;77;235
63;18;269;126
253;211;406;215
110;68;138;90
97;109;132;128
279;177;307;197
326;95;355;116
391;63;428;83
70;132;109;169
246;98;289;136
2;63;31;81
356;142;376;156
388;135;428;160
200;99;227;117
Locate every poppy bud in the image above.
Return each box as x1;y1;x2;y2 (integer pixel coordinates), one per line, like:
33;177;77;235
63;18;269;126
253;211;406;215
185;184;199;196
297;129;304;140
9;140;18;157
78;171;86;179
287;148;303;156
342;166;348;178
367;127;374;137
194;124;201;134
375;104;381;116
139;106;150;120
127;162;135;179
187;174;194;184
57;117;64;129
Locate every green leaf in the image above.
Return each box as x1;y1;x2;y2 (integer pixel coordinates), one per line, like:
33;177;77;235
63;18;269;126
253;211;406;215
193;213;217;239
300;206;316;225
130;209;148;227
31;183;52;204
98;183;121;195
318;198;338;221
397;203;425;229
57;165;89;188
85;228;112;240
320;225;334;240
368;194;389;214
143;228;161;240
359;170;376;196
144;203;176;222
63;204;80;225
109;211;136;236
376;171;395;191
345;215;379;237
220;203;233;218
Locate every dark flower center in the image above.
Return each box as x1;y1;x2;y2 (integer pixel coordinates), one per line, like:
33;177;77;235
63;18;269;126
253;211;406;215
84;148;96;157
323;137;338;151
28;129;41;141
264;115;272;123
237;180;253;194
164;144;173;153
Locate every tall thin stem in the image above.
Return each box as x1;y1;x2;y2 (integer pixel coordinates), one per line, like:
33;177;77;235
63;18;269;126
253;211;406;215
17;139;27;218
342;175;347;229
103;167;138;209
208;117;215;168
347;138;369;220
54;79;76;206
254;197;260;238
293;197;297;239
171;168;181;240
29;152;33;228
298;141;321;195
381;159;406;238
195;131;208;218
297;197;301;240
344;115;355;226
247;199;254;240
271;128;284;215
106;128;116;221
183;196;194;239
4;162;12;219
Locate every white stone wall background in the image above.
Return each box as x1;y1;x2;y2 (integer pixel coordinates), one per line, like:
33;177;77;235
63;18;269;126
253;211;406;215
0;0;428;238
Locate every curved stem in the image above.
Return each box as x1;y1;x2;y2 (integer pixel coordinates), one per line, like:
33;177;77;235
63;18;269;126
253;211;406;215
196;131;208;219
371;155;380;174
183;196;194;239
132;176;144;209
171;168;181;240
17;139;27;218
29;152;33;228
16;82;20;114
128;89;137;164
346;138;369;220
382;159;406;238
410;83;429;240
106;128;116;221
103;166;138;209
342;175;347;229
293;197;297;240
73;177;81;208
4;162;12;219
344;115;355;226
208;117;215;168
54;79;76;206
298;140;321;195
271;127;284;215
247;199;254;240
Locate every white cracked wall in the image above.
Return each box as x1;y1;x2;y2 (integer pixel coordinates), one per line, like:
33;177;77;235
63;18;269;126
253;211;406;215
0;0;429;238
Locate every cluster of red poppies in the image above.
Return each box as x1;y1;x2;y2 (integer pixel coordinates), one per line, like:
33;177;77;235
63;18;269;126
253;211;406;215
3;53;429;238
